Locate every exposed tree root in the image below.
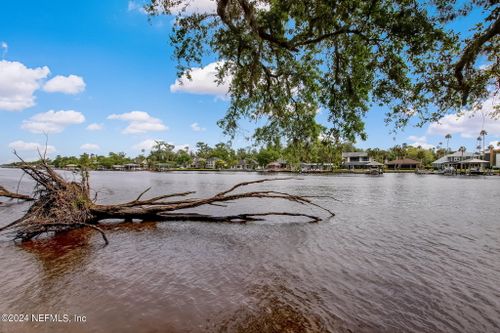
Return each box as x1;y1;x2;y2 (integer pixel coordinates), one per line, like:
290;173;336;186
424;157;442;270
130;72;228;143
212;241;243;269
0;157;335;246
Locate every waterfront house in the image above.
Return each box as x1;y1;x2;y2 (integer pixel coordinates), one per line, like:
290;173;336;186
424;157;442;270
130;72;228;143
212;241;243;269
266;159;288;171
366;160;384;172
190;157;206;169
65;164;78;171
123;163;140;171
112;165;125;171
460;158;489;174
300;163;334;172
341;152;373;169
233;159;258;170
431;151;478;170
206;157;221;169
385;158;421;170
155;162;175;171
484;147;500;169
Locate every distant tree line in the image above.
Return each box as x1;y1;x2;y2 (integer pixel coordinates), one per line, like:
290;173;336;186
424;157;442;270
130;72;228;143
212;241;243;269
8;140;450;170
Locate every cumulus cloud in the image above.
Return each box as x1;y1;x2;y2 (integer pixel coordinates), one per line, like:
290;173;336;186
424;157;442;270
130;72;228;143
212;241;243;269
190;122;206;132
108;111;168;134
0;60;50;111
132;139;157;151
43;74;86;94
86;123;104;131
427;96;500;139
132;139;189;152
8;140;56;154
170;61;230;99
407;135;435;149
80;143;100;151
21;110;85;133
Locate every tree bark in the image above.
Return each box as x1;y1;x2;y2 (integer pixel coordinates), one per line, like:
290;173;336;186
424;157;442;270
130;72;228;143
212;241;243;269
0;186;33;201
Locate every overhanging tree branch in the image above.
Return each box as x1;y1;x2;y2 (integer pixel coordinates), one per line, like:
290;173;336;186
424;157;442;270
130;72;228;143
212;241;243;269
454;15;500;105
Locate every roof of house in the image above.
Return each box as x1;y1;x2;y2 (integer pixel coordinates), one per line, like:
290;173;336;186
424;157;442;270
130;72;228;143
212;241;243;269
342;152;367;157
448;151;477;157
385;158;421;165
366;161;384;166
432;156;449;165
460;158;489;164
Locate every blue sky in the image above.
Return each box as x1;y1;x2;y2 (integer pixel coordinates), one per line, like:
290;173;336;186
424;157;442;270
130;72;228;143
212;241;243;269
0;0;498;163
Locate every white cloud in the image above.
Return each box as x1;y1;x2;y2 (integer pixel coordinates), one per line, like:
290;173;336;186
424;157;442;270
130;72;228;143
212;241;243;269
488;140;500;148
43;74;85;94
8;140;56;154
22;110;85;133
132;139;157;151
0;60;50;111
108;111;168;134
407;135;435;149
128;0;216;15
128;1;147;13
427;96;500;139
86;123;104;131
132;139;189;152
170;61;230;99
408;135;426;142
80;143;100;151
171;0;216;14
190;122;206;132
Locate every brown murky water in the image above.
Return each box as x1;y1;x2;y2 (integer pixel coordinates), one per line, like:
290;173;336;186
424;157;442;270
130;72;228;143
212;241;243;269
1;168;499;333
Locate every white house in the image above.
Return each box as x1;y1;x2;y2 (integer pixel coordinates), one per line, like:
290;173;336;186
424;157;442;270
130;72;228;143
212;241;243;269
341;152;373;169
431;151;478;170
206;157;221;169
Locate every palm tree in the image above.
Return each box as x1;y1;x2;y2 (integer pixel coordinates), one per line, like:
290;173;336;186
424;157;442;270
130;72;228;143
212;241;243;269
402;143;407;158
480;130;488;159
445;134;452;152
458;146;466;156
458;146;466;172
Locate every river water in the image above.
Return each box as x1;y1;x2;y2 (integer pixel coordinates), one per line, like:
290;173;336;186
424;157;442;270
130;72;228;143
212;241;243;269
0;168;499;333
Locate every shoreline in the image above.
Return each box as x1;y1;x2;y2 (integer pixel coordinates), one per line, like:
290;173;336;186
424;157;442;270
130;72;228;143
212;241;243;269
2;166;499;176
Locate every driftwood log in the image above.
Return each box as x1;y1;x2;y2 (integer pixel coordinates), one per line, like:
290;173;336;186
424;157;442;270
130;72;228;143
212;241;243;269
0;158;335;245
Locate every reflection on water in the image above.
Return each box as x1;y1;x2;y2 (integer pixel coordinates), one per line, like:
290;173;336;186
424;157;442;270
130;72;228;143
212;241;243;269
1;168;500;333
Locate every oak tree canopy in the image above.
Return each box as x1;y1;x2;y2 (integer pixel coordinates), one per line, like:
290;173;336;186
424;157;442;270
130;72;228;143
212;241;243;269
146;0;499;143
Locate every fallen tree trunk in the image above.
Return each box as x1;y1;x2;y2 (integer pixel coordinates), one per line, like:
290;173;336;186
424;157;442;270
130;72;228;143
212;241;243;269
0;157;335;245
0;185;34;201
